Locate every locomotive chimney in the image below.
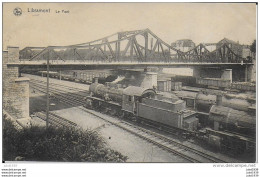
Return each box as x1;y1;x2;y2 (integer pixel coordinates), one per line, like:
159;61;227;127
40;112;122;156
216;95;222;106
94;77;98;84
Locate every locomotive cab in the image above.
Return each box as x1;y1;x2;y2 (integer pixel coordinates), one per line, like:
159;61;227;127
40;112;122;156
122;86;156;114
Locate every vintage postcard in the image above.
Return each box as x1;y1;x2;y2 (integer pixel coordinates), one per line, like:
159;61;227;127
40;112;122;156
2;2;258;177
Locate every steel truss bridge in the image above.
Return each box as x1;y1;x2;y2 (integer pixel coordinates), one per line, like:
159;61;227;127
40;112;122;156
19;29;249;63
13;29;253;70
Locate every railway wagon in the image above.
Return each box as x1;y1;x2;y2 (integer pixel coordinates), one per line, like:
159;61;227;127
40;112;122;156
62;70;109;83
38;70;111;84
171;82;182;91
196;77;231;89
157;80;172;92
231;82;256;92
171;76;197;87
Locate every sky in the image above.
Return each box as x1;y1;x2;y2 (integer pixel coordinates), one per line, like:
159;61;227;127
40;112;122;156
3;3;257;50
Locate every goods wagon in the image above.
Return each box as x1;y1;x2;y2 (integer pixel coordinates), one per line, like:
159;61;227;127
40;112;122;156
37;70;112;84
231;82;256;92
196;77;231;89
171;76;197;87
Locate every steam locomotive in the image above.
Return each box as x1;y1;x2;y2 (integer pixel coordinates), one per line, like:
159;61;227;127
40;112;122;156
85;81;256;154
86;81;199;131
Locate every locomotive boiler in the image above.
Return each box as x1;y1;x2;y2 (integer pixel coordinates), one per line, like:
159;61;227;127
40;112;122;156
174;90;255;113
89;82;124;103
205;104;256;153
209;105;256;136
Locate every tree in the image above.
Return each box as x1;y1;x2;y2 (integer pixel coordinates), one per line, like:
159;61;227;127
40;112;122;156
250;40;256;54
3;118;128;162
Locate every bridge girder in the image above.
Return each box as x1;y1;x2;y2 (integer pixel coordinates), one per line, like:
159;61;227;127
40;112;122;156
19;29;246;64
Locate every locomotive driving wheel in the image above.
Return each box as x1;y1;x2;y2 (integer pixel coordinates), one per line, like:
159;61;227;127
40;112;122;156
108;109;117;116
118;110;125;118
85;98;93;109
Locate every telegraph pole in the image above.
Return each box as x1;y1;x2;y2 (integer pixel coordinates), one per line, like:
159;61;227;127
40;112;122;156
46;49;50;128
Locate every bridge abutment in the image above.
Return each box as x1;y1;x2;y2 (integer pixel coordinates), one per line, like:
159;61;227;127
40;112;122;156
245;65;254;82
113;69;157;89
221;69;232;82
232;65;254;82
192;67;226;78
193;65;254;82
3;47;30;121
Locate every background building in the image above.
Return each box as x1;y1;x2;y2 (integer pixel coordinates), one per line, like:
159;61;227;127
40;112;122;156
171;39;196;52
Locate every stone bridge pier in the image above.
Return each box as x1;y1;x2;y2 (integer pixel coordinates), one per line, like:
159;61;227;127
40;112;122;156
192;67;232;81
113;69;157;89
3;47;30;126
192;65;254;82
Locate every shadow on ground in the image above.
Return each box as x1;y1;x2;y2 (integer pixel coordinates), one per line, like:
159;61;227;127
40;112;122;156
30;94;84;114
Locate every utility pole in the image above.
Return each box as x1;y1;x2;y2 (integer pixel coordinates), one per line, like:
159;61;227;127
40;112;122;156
46;49;50;128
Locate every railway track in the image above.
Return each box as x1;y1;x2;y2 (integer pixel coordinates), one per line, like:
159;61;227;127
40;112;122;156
30;78;88;96
30;80;87;104
33;111;78;128
29;78;227;163
119;121;226;163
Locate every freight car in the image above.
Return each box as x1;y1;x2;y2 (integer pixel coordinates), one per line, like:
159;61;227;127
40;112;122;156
37;70;113;84
196;77;231;90
171;75;255;92
171;76;230;89
231;82;256;92
171;76;197;87
196;77;256;92
86;82;199;131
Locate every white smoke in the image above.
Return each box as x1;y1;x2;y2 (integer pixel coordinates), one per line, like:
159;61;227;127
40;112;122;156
111;76;125;83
